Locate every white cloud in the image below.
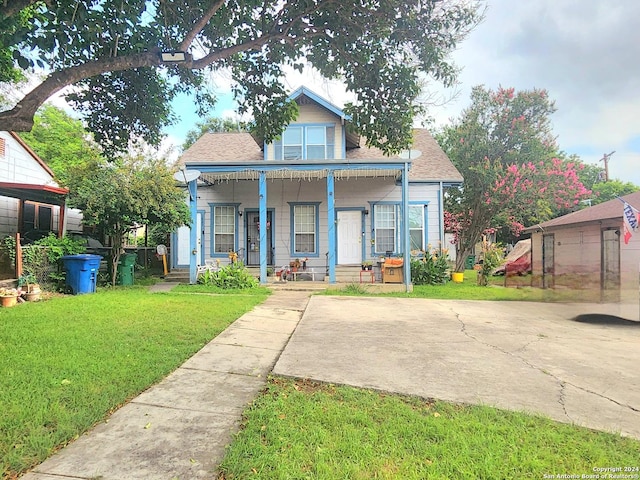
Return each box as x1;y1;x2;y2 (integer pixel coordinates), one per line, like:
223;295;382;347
427;0;640;186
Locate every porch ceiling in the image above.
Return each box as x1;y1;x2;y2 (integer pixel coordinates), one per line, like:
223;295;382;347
199;167;403;183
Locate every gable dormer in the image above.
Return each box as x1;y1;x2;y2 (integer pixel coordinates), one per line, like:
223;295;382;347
264;87;350;161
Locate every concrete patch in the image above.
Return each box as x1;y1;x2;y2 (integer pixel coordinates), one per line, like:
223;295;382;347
232;314;300;334
132;368;264;415
181;342;279;377
212;325;292;350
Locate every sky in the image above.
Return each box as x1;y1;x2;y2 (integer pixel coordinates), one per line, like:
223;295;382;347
166;0;640;187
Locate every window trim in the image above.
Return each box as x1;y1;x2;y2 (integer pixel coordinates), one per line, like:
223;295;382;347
209;203;240;257
370;202;399;256
369;201;430;256
273;123;336;161
289;202;321;257
408;202;429;252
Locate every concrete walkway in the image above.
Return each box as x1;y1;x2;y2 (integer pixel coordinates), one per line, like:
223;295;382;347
22;287;312;480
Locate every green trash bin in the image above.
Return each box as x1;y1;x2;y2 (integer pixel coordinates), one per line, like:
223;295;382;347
117;253;137;285
465;255;476;270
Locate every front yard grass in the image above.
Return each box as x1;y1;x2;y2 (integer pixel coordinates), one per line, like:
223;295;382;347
219;377;640;479
326;269;605;302
3;279;636;479
0;286;268;479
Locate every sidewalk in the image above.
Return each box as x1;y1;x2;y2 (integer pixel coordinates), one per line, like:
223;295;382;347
22;287;312;480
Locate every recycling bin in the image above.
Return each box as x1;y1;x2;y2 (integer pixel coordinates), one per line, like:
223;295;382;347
117;253;137;285
61;254;102;294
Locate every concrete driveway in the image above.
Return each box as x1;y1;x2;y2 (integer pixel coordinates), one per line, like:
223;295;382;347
273;296;640;439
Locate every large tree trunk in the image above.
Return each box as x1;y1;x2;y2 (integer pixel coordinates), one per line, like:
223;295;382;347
455;245;473;272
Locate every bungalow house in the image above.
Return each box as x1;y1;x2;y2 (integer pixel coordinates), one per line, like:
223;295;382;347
0;131;82;243
175;86;463;287
525;190;640;300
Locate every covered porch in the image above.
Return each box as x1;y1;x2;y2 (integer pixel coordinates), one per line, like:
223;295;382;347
181;159;413;290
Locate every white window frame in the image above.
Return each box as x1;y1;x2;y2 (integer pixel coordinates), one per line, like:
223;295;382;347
274;124;335;160
211;204;237;254
373;203;397;254
290;203;319;255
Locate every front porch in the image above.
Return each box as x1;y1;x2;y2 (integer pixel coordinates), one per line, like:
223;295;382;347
177;160;414;290
164;264;412;293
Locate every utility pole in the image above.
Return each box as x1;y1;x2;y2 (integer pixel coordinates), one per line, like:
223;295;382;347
599;151;615;182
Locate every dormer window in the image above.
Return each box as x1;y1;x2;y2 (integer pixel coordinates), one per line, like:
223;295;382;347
274;125;335;160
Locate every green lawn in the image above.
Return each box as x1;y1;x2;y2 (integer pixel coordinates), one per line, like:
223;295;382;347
3;279;637;479
0;286;269;478
325;270;602;302
219;377;640;480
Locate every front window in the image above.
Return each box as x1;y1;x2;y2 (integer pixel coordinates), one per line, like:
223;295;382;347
274;125;335;160
23;201;53;236
409;205;425;251
213;205;236;253
292;204;317;254
374;204;396;253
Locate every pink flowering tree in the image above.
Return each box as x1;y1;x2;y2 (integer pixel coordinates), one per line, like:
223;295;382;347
439;86;591;272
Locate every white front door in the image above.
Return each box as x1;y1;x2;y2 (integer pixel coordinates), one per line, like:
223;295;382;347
176;212;203;267
337;210;362;264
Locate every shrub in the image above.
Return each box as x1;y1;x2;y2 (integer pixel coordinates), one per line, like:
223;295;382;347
23;234;87;290
411;249;450;285
477;242;505;286
197;262;259;289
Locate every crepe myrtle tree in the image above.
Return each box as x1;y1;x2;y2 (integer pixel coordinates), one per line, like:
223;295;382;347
440;86;591;272
67;154;191;285
0;0;482;158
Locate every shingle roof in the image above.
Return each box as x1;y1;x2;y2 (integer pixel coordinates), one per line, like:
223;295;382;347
179;132;264;163
347;129;463;182
526;190;640;230
179;129;462;184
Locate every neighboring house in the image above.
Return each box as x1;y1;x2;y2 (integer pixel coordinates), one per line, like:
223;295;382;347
175;86;463;286
0;131;83;242
524;190;640;299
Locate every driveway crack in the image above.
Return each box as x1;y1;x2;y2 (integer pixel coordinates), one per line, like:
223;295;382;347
450;307;640;416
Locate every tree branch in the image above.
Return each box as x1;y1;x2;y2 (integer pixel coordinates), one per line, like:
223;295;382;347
0;50;161;131
178;0;226;51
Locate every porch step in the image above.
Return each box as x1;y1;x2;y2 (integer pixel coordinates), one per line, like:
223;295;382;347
163;269;190;283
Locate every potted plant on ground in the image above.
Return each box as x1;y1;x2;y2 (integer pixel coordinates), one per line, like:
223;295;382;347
0;287;19;307
18;274;41;301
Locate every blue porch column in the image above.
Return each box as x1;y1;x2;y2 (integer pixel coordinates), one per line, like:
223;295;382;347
402;162;411;292
327;171;336;283
188;178;198;284
259;171;267;284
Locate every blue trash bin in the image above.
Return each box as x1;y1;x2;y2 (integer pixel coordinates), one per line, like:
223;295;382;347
61;254;102;294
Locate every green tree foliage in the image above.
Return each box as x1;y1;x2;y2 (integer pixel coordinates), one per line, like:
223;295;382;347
440;86;591;271
0;0;482;158
590;180;639;205
67;154;191;285
17;104;102;186
566;155;638;205
182;117;249;151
